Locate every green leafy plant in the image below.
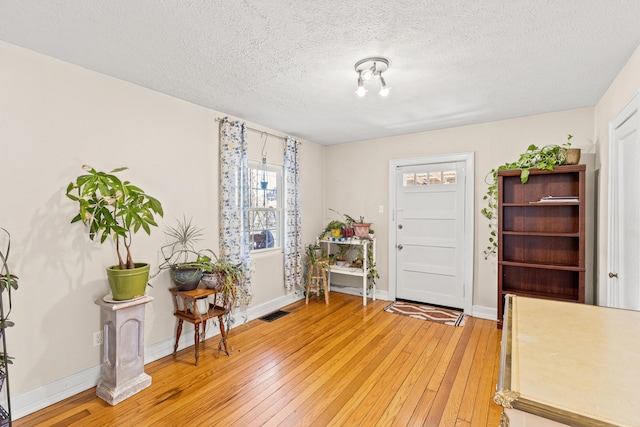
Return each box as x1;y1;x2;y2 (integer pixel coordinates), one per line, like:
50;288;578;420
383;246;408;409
336;244;351;261
0;228;19;366
481;135;573;258
203;257;248;303
305;243;322;264
66;165;164;269
319;220;345;240
159;215;204;266
155;216;212;276
329;209;369;226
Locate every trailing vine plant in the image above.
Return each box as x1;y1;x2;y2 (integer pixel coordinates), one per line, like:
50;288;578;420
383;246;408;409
481;135;573;258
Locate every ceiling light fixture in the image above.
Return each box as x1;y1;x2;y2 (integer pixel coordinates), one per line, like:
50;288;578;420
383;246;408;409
354;57;391;97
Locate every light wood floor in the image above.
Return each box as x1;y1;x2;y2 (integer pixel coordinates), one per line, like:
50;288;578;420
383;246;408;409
16;293;504;426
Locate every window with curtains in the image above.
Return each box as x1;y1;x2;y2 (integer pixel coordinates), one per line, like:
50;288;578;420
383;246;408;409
249;161;283;252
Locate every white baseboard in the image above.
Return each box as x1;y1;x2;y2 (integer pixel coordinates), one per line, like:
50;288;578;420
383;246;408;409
13;289;305;420
471;305;497;321
330;285;392;302
12;364;103;420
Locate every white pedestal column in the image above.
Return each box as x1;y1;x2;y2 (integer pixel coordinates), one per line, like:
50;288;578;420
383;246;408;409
95;295;153;405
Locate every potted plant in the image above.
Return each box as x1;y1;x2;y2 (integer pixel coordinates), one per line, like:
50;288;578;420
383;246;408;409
320;220;345;240
335;244;350;266
329;209;371;239
481;135;574;258
66;165;163;300
0;227;19;370
156;216;207;291
350;215;372;238
201;258;246;302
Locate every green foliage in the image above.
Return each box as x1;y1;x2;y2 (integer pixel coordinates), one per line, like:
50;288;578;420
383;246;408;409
329;209;368;226
206;258;248;304
158;216;205;268
66;165;164;269
306;243;322;264
481;135;573;258
0;228;18;366
366;246;379;289
157;216;249;308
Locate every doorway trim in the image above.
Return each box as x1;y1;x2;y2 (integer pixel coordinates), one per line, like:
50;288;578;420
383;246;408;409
606;90;640;308
388;152;475;315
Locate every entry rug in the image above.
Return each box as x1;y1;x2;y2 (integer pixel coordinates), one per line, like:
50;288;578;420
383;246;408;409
384;301;467;327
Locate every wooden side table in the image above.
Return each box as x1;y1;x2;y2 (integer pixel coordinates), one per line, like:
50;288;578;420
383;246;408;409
169;288;230;365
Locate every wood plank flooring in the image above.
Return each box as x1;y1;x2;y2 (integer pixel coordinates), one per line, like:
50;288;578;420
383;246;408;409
15;293;504;426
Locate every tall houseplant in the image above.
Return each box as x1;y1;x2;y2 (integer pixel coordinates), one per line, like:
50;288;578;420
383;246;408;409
66;165;164;300
481;135;573;258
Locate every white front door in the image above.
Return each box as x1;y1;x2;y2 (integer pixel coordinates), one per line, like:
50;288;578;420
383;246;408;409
608;91;640;310
394;160;467;309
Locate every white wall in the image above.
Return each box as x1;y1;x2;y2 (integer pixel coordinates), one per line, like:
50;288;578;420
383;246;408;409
4;34;640;418
0;40;324;404
324;108;595;312
593;44;640;304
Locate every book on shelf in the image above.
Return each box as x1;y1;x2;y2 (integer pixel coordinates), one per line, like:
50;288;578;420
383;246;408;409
535;195;580;203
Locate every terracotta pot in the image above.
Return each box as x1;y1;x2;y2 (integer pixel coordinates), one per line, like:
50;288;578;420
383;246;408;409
352;223;371;238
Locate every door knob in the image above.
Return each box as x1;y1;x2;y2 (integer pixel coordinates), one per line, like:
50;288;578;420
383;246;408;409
398;224;403;229
397;244;403;250
609;272;618;278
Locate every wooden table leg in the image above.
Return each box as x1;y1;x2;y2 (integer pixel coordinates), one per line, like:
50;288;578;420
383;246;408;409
217;314;229;356
174;319;183;355
194;323;200;366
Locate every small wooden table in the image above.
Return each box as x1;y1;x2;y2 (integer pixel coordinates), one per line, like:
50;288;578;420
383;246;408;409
169;287;230;365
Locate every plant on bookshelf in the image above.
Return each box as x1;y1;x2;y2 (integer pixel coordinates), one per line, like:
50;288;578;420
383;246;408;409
481;135;574;258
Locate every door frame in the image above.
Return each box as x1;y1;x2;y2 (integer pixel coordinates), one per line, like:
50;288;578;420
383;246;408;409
388;152;475;314
606;90;640;307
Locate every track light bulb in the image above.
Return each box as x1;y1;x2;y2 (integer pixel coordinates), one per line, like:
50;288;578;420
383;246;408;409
379;74;391;97
363;62;376;80
356;76;367;96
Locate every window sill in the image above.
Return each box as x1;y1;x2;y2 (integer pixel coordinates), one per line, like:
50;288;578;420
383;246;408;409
250;247;283;259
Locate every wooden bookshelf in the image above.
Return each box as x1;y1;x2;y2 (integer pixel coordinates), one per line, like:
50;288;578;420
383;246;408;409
497;165;586;327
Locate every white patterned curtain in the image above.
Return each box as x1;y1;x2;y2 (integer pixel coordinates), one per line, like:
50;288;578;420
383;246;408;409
218;118;251;305
283;137;302;290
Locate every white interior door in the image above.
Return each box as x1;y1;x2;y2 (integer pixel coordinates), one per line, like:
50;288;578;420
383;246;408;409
608;91;640;310
395;161;466;308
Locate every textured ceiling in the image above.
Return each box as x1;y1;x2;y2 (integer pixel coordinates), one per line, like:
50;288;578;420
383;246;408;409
2;1;640;145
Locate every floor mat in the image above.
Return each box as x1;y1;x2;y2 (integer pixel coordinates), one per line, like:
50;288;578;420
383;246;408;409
384;301;466;326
